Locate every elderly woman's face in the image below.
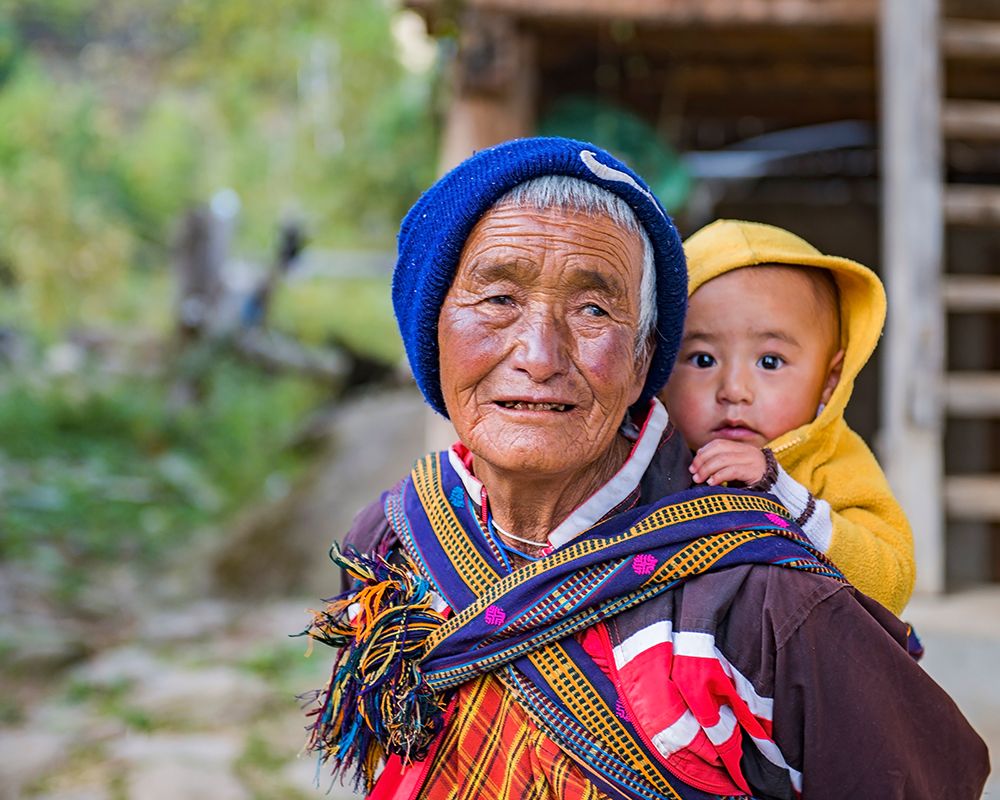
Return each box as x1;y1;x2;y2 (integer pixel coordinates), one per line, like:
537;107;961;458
438;204;650;479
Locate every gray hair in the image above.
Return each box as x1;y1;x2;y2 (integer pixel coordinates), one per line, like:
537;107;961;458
493;175;657;358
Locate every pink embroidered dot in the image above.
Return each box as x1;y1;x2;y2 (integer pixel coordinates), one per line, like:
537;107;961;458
484;605;506;626
632;553;658;575
765;512;790;528
615;698;631;721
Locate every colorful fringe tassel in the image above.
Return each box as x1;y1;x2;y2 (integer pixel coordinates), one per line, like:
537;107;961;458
302;545;447;793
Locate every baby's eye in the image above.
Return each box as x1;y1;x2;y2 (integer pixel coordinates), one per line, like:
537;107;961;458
689;352;715;368
758;354;785;370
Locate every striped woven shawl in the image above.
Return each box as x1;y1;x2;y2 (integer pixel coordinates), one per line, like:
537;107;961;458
306;451;843;799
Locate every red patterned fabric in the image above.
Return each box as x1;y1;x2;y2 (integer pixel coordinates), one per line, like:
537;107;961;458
416;674;608;800
581;621;774;796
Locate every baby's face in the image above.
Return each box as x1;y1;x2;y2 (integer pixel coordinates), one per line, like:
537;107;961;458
661;265;843;450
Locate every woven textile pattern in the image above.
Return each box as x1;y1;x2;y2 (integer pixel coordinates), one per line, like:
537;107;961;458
416;674;609;800
379;452;844;800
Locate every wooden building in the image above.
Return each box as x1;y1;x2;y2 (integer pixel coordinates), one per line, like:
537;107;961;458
411;0;1000;592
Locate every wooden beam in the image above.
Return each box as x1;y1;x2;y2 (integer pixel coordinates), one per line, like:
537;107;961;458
944;185;1000;226
426;0;878;25
437;10;537;172
616;24;876;58
945;475;1000;520
945;372;1000;416
942;99;1000;139
942;19;1000;59
943;274;1000;311
880;0;946;593
667;62;876;95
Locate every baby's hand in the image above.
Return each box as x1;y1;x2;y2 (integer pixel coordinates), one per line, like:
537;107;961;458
690;440;767;487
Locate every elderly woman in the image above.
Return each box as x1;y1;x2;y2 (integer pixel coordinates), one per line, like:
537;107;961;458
305;138;988;800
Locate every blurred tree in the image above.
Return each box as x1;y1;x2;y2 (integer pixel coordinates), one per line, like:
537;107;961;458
0;0;439;334
0;12;21;83
0;61;132;329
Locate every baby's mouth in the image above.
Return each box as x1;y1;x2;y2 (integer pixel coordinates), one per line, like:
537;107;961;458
712;421;759;438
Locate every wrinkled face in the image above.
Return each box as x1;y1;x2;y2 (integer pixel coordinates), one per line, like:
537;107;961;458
438;204;650;480
661;266;843;450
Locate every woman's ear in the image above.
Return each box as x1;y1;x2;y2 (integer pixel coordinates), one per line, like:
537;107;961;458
820;349;846;406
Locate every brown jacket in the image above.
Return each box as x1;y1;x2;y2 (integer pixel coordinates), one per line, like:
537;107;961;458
341;428;989;798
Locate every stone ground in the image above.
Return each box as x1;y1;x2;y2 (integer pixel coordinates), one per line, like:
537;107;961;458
0;591;363;800
1;584;995;799
0;388;429;800
904;588;1000;798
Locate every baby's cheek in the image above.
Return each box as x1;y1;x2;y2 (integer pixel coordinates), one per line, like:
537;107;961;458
663;374;696;406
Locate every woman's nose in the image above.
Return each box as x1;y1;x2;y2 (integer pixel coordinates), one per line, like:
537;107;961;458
509;310;570;382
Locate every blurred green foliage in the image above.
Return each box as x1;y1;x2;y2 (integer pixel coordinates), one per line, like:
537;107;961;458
0;1;438;587
273;275;401;363
0;0;439;334
0;358;323;595
0;60;133;330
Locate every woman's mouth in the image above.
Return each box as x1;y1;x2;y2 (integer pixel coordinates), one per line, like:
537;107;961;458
496;401;573;412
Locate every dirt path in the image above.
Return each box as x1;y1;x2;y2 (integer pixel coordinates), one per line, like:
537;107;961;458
0;594;360;800
1;388;430;800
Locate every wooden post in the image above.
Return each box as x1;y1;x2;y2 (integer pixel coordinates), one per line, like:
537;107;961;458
427;10;537;451
438;10;537;172
879;0;945;594
168;202;231;408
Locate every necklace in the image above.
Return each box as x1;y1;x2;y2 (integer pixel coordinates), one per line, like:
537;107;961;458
490;517;549;549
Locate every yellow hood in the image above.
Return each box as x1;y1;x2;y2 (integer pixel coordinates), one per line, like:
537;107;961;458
682;219;886;464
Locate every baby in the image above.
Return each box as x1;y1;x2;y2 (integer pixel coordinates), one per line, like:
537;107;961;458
661;220;914;614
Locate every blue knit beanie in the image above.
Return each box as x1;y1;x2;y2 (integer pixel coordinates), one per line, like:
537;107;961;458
392;136;687;418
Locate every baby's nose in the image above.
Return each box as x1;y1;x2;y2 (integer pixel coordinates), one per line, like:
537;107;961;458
718;367;753;404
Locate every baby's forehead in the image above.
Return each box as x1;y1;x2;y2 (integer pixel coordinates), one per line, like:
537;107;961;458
689;263;842;347
705;263;838;313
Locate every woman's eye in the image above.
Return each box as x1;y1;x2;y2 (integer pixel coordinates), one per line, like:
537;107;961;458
485;294;514;306
690;353;715;368
758;354;784;370
582;303;607;317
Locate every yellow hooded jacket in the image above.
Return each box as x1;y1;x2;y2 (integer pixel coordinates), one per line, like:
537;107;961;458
679;220;915;614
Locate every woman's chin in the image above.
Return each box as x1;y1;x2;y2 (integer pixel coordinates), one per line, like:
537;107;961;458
466;425;617;481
